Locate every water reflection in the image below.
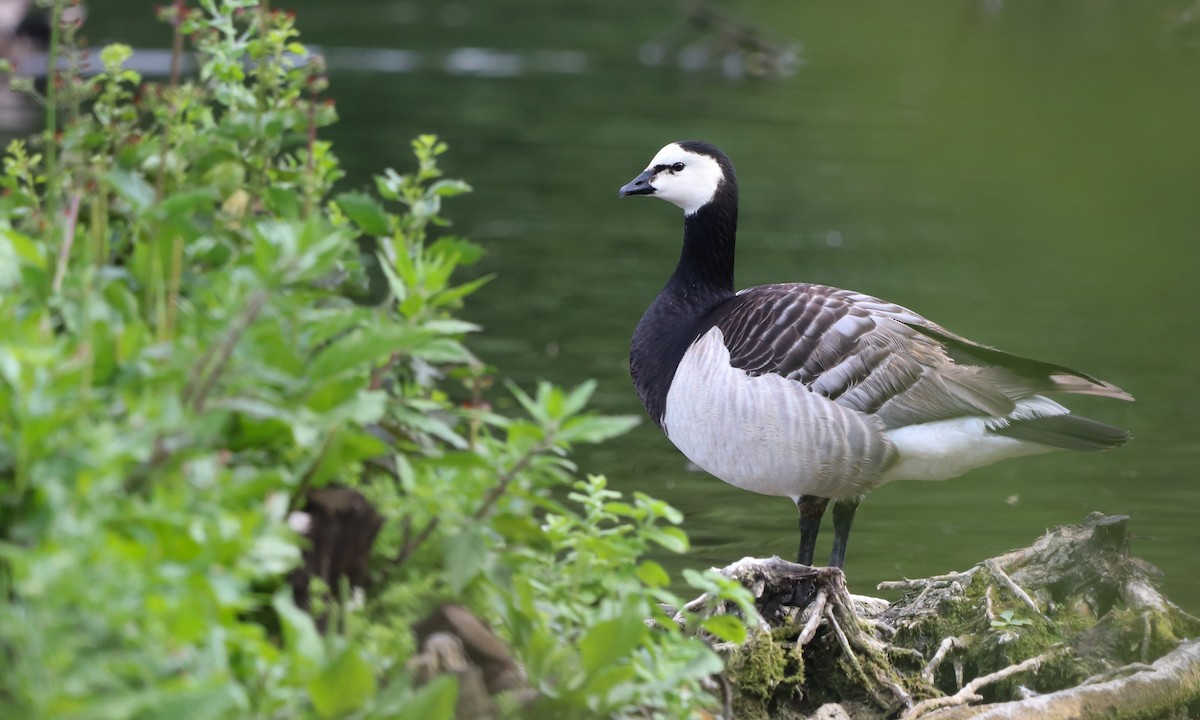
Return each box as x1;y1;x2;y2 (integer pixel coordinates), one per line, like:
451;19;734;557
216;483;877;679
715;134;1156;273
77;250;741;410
80;0;1200;612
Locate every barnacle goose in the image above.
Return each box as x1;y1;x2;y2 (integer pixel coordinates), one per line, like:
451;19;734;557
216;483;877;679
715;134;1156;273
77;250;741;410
620;141;1132;569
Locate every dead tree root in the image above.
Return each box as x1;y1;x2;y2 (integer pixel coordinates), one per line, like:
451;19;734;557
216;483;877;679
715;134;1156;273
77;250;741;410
681;513;1200;720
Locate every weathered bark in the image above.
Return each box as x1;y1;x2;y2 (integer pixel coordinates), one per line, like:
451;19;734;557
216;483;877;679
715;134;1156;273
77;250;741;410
683;513;1200;720
928;637;1200;719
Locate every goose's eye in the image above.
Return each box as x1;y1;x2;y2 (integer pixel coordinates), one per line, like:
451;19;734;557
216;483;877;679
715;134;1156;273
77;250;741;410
671;162;685;172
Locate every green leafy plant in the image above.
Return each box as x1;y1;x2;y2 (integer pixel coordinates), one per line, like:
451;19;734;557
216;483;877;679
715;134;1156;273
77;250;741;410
0;2;748;718
990;610;1035;630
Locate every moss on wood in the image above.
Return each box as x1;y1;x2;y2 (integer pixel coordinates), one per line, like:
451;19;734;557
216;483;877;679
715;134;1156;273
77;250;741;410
685;513;1200;720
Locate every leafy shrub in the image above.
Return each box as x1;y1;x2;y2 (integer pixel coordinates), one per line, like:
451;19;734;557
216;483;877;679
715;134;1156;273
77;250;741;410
0;2;749;718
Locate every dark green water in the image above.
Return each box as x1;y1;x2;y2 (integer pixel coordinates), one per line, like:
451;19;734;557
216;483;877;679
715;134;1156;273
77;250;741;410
92;1;1200;608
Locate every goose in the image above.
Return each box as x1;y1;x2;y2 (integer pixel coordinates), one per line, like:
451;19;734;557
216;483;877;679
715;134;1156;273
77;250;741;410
619;140;1133;569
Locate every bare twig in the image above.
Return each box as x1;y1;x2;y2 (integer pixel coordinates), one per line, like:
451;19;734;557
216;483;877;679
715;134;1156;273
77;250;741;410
827;609;865;680
877;668;914;709
901;651;1053;719
715;672;734;720
984;586;996;623
923;636;964;685
985;559;1048;622
672;592;711;626
878;570;974;591
1140;611;1153;663
796;588;828;646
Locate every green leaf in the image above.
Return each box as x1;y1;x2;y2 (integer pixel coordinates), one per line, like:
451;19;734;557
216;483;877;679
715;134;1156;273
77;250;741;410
559;414;641;444
429;274;493;308
583;663;637;702
411;338;475;364
157;188;220;230
579;613;647;677
634;560;671;588
506;382;544;424
307;325;430;381
337;191;391;236
309;644;378;718
137;685;239;720
428;236;484;265
0;227;45;268
107;168;156;213
562;380;596;417
644;526;689;554
272;589;324;678
422;319;481;335
396;675;458;720
445;526;489;593
701;614;748;644
429;178;472;197
633;492;684;524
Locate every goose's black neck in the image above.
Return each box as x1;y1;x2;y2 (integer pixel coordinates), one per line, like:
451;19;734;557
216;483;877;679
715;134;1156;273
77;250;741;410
663;183;739;309
630;181;739;427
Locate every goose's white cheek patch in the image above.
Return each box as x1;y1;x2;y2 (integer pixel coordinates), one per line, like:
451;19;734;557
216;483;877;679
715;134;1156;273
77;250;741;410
644;144;724;215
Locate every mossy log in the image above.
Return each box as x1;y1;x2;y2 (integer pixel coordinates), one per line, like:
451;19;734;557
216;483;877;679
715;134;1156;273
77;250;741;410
686;513;1200;720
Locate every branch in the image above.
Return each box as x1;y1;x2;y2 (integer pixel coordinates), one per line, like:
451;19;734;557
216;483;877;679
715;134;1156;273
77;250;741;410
926;639;1200;720
183;290;269;413
985;559;1049;623
393;435;554;567
902;651;1053;720
471;434;553;521
923;636;964;685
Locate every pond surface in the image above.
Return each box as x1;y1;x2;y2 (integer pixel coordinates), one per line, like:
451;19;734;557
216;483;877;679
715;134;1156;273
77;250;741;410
92;1;1200;609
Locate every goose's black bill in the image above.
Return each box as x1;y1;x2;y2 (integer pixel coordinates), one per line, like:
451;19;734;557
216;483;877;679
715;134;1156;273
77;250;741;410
619;169;656;197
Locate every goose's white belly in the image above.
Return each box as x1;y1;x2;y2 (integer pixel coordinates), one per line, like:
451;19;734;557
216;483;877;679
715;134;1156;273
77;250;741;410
662;329;892;499
880;400;1063;482
662;329;1065;497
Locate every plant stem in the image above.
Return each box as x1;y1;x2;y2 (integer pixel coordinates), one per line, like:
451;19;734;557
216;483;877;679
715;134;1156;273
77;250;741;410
392;434;555;566
165;234;183;337
184;291;269;413
304;84;317;218
90;185;109;269
168;0;185;87
157;0;185;201
253;0;272;196
472;432;554;521
51;194;81;293
289;431;336;512
44;0;63;220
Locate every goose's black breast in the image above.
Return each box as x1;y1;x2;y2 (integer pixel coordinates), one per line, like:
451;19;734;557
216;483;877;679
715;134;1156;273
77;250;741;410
631;282;886;428
630;291;723;428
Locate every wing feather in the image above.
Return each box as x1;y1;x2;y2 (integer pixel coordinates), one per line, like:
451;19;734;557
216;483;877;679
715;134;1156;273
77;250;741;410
708;283;1131;430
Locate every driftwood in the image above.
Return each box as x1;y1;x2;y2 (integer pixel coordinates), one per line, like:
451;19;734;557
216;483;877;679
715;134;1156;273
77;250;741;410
679;513;1200;720
408;604;535;720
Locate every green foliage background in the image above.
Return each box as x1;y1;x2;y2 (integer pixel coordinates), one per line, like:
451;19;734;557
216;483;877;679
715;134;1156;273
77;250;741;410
0;2;751;717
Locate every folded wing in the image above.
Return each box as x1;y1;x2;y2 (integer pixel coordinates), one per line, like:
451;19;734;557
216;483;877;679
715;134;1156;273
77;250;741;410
709;283;1132;433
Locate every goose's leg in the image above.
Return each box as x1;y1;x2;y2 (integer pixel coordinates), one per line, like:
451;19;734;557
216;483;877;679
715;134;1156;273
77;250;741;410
828;497;861;569
795;495;830;566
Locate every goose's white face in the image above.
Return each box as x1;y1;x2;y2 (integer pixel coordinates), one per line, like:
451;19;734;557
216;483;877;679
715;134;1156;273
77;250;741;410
619;143;725;216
